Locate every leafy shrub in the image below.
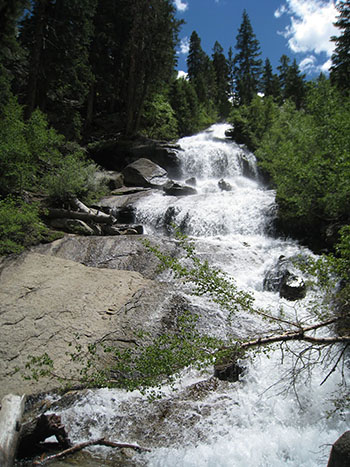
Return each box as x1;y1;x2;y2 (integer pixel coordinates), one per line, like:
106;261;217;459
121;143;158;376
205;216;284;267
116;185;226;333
0;197;48;255
0;97;33;195
141;92;179;140
256;81;350;241
42;152;105;204
227;95;278;151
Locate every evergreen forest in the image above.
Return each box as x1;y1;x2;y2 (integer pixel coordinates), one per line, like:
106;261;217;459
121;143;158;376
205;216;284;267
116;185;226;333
0;0;350;268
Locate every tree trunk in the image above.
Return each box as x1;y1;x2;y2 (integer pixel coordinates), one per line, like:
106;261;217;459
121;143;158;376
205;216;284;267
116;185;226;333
0;394;26;467
25;0;49;117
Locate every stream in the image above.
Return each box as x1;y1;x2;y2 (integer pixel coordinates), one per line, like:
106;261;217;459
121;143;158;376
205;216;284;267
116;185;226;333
49;124;349;466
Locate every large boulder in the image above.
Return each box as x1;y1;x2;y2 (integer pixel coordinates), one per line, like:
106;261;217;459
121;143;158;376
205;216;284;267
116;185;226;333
327;431;350;467
89;138;182;177
0;252;185;398
163;180;197;196
122;158;169;188
263;255;307;301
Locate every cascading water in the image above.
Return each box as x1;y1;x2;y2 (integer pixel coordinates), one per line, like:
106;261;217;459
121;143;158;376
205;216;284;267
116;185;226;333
52;124;349;466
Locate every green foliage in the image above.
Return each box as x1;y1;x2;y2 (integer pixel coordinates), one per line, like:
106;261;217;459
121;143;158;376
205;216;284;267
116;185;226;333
0;97;105;205
256;79;350;240
228;95;278;151
0;196;48;255
141;92;179;140
42;152;104;204
23;310;225;398
277;55;307;109
144;228;258;320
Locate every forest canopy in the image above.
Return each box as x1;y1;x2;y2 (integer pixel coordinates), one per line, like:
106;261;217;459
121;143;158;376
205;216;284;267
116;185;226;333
0;0;349;255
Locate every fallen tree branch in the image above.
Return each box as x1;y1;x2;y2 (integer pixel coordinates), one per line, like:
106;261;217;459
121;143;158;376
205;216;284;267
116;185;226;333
33;437;150;464
238;317;349;351
47;208;114;225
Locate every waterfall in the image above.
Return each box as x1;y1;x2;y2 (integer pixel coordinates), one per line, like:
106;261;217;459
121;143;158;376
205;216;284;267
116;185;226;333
54;124;349;466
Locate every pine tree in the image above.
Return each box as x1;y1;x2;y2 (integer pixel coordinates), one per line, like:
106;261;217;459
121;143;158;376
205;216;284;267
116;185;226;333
187;31;207;85
21;0;97;138
330;0;350;91
261;58;280;102
122;0;181;135
0;0;27;109
233;10;262;105
187;30;216;107
278;55;306;108
284;59;306;109
212;41;231;118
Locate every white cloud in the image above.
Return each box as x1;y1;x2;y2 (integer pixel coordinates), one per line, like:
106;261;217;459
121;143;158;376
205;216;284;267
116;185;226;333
299;55;317;73
179;37;190;54
299;55;333;74
274;5;288;18
174;0;188;12
275;0;338;56
177;70;189;80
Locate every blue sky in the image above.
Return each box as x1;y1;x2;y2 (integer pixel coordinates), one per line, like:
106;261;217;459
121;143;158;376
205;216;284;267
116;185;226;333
173;0;338;78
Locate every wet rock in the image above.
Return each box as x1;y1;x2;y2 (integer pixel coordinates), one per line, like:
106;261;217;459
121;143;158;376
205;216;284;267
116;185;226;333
263;255;307;301
218;179;232;192
239;152;257;179
280;274;306;301
101;224;143;235
185;177;197;186
214;353;244;382
163;180;197;196
327;431;350;467
122;158;169;188
98;188;154;214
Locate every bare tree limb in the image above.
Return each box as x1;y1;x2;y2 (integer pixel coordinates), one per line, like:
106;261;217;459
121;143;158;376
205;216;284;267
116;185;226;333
33;437;150;465
237;317;348;351
320;344;350;386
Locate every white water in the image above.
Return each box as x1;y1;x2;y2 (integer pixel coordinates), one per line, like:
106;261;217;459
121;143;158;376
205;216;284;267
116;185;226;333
53;124;349;466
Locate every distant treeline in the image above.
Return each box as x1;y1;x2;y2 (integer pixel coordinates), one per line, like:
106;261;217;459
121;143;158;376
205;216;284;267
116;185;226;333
0;1;347;142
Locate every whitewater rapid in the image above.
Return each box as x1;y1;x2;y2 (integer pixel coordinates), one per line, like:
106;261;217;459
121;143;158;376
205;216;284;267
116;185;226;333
52;124;349;466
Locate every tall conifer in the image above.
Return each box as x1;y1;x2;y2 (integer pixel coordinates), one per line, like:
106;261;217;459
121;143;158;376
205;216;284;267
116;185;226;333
330;0;350;91
233;10;262;105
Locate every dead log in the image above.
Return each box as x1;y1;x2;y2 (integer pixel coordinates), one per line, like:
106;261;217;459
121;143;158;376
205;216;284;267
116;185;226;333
69;197;97;214
47;208;114;225
18;414;71;458
0;394;26;467
32;437;150;465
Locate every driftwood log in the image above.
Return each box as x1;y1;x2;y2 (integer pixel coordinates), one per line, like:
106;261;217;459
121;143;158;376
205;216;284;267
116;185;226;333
47;208;114;225
0;394;26;467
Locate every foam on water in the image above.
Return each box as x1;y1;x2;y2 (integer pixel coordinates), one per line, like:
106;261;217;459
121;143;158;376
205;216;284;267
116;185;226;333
52;124;349;466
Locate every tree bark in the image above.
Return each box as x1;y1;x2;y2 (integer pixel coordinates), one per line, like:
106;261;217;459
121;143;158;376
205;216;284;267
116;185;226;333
0;394;26;467
47;208;114;225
